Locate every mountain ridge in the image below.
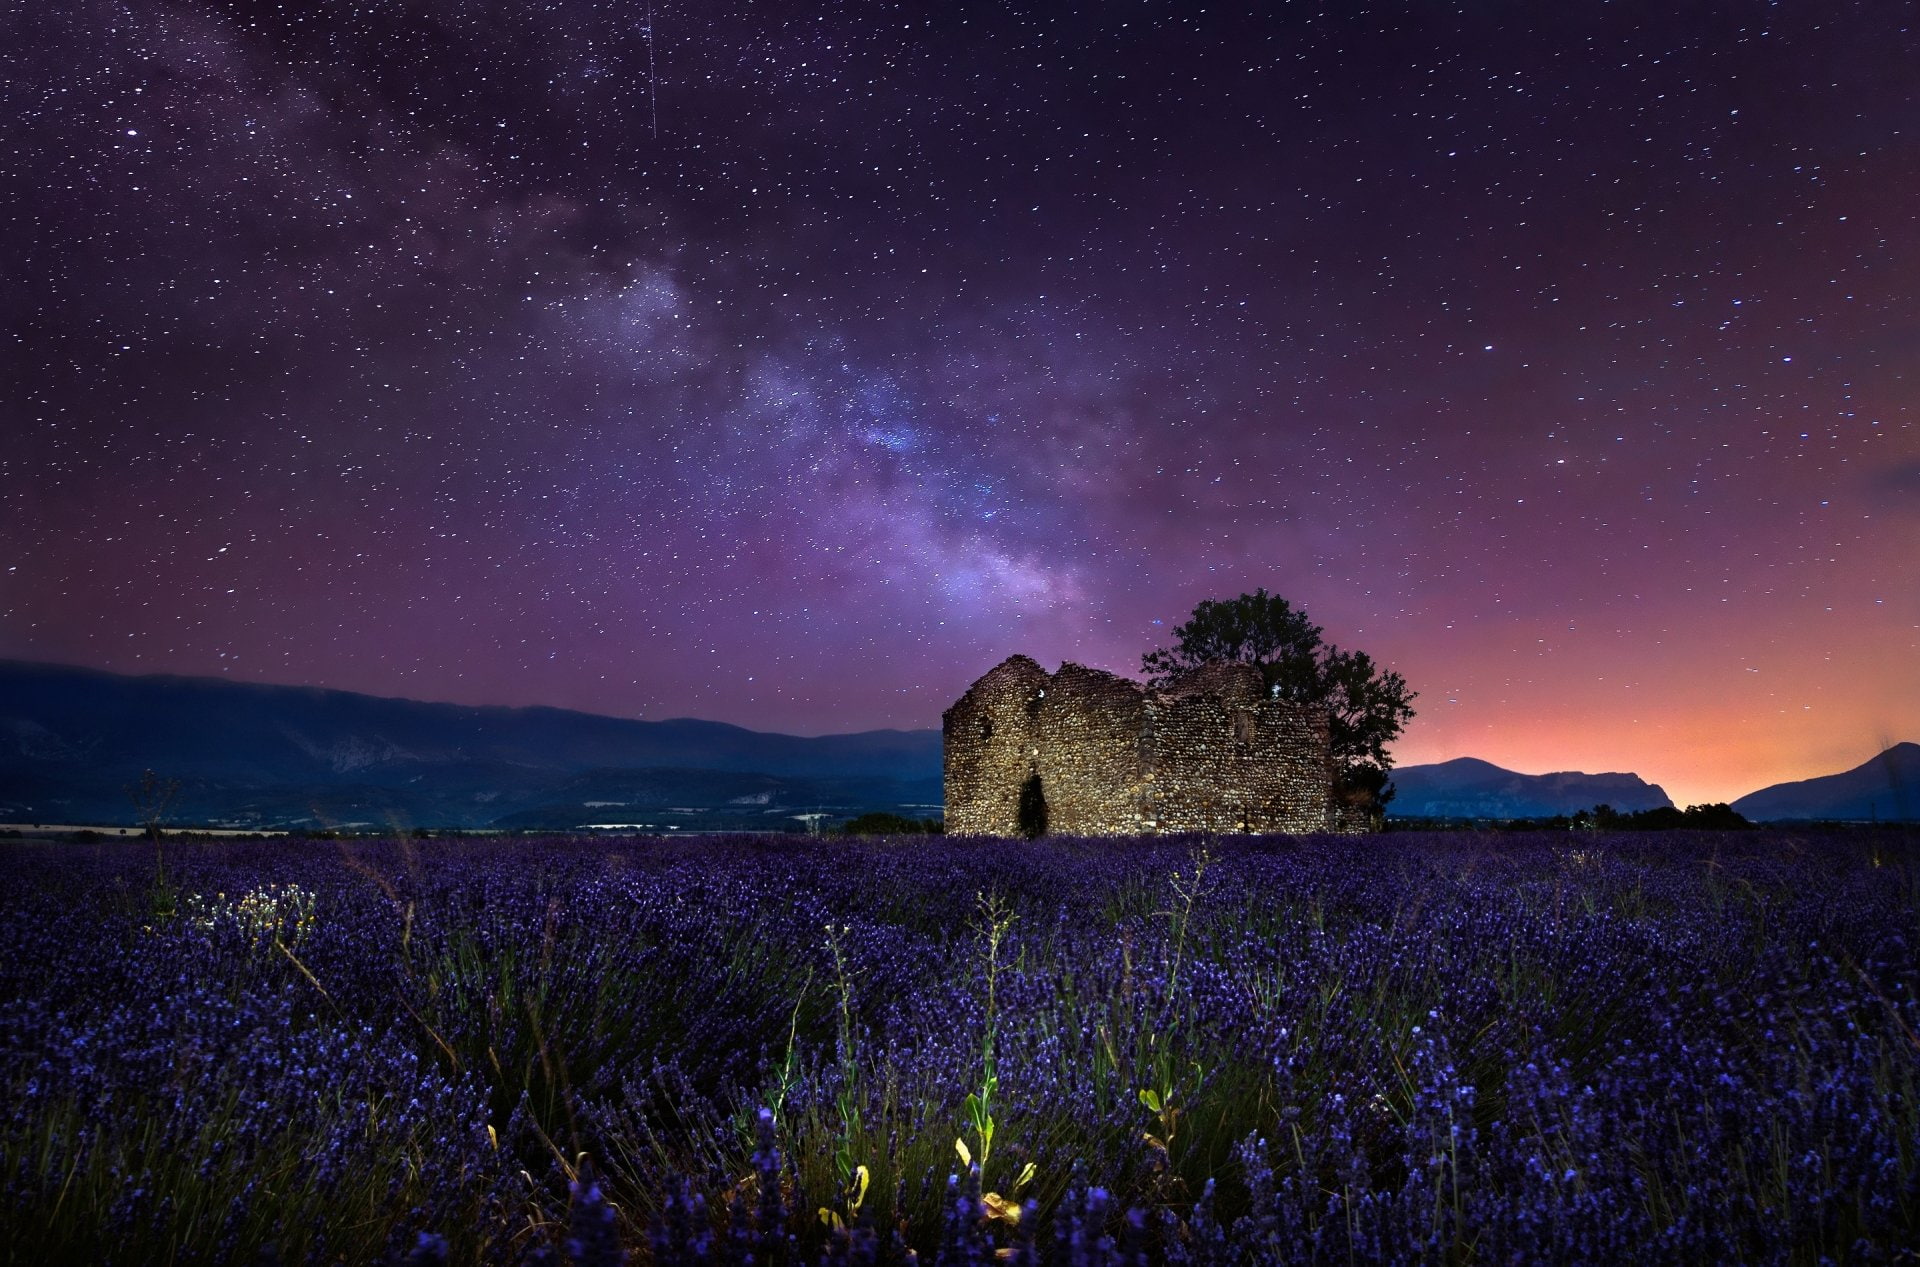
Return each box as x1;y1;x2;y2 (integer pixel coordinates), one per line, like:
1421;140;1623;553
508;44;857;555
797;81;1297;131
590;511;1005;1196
1731;742;1920;822
1386;757;1673;820
0;660;941;829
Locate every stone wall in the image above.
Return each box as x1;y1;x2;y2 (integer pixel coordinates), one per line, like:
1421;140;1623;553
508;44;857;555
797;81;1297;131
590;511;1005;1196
945;656;1039;836
942;656;1150;835
943;655;1341;836
1140;662;1332;834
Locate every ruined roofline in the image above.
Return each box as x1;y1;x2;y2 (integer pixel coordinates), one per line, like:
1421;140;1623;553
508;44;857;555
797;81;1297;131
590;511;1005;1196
1146;659;1266;704
941;655;1141;724
944;654;1312;717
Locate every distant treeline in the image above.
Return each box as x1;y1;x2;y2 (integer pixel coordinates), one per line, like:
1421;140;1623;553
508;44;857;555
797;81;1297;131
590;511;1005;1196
840;811;945;835
1570;802;1756;830
1390;803;1758;832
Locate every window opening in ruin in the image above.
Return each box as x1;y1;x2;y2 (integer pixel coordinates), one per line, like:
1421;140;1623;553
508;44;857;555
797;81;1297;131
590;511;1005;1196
1017;772;1048;838
979;717;994;741
1025;688;1046;718
1233;712;1255;748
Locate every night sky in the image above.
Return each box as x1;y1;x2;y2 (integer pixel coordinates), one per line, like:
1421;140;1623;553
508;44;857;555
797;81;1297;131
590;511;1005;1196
6;2;1917;806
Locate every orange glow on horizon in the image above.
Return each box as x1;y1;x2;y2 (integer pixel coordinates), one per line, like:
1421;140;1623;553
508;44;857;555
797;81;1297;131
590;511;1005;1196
1387;592;1918;808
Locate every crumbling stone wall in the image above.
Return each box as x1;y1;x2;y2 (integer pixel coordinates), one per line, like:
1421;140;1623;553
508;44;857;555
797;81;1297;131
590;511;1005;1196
941;656;1148;836
943;655;1341;836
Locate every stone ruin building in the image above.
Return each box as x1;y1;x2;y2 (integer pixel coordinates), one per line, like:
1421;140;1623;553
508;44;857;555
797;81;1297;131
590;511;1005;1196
943;654;1345;837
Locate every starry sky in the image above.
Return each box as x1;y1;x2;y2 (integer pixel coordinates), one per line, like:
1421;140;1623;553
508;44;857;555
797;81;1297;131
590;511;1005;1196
5;2;1917;806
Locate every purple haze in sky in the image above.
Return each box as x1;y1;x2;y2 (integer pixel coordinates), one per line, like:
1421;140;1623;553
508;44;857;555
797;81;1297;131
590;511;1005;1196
5;2;1916;805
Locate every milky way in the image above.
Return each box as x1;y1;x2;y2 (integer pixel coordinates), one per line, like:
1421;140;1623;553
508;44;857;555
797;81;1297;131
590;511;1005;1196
5;2;1917;804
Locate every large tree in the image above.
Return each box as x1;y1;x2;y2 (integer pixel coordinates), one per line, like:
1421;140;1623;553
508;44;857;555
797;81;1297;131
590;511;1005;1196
1142;590;1416;812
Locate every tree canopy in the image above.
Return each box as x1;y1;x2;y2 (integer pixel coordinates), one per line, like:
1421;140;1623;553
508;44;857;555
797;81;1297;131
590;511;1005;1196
1143;590;1416;806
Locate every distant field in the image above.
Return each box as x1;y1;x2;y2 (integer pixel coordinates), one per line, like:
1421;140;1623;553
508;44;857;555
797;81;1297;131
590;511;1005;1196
2;831;1915;1264
0;823;290;839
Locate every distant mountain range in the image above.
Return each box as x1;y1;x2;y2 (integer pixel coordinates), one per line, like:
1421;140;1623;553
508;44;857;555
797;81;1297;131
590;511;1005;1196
1731;743;1920;822
0;661;941;831
1387;747;1920;823
1385;757;1673;820
2;661;1911;829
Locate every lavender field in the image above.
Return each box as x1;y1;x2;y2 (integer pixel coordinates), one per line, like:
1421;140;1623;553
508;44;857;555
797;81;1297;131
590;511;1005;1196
3;831;1917;1265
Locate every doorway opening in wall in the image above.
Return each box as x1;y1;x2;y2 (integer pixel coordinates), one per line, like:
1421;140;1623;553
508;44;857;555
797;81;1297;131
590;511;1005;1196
1017;772;1048;839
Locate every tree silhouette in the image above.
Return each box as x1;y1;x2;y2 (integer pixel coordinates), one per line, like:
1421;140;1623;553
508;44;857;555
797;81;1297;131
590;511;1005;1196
127;769;180;843
1144;590;1416;820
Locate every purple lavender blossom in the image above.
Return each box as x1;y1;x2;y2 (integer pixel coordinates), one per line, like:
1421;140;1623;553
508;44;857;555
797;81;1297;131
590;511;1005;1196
0;831;1916;1263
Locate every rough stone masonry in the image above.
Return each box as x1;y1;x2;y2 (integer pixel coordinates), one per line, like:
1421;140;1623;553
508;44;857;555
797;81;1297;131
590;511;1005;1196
943;655;1344;836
